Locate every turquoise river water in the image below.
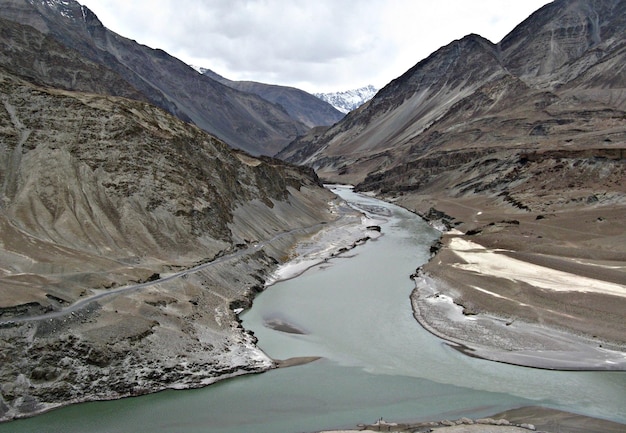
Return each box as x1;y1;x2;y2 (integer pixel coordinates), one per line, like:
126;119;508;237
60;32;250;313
2;186;625;433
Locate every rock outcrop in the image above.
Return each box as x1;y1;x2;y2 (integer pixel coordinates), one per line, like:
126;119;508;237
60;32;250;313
0;66;342;421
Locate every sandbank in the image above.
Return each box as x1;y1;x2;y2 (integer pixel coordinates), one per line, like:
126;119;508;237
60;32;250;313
412;233;626;370
401;194;626;370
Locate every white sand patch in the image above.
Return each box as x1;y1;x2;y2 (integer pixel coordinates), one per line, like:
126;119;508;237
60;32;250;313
422;291;477;322
470;285;529;306
449;238;626;298
468;285;578;319
448;229;465;235
268;258;326;283
266;214;382;285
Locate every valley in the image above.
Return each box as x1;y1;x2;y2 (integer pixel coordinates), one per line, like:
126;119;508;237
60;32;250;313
0;0;624;431
0;63;358;421
1;187;624;433
281;0;626;373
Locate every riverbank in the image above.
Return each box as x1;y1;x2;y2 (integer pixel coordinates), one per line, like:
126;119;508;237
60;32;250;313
395;193;626;370
318;405;626;433
3;186;625;432
0;186;372;423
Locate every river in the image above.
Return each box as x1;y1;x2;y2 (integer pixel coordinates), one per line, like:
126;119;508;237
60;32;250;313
2;186;625;433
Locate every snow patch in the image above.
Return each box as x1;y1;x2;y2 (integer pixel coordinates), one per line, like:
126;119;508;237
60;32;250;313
30;0;77;20
315;85;378;113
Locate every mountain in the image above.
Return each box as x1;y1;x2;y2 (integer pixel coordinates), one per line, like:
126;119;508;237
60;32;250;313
279;0;626;362
280;0;626;186
314;85;378;114
0;5;350;421
0;0;308;156
200;68;344;128
0;15;146;102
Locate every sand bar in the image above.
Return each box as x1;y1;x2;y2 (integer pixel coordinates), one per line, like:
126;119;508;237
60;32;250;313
449;237;626;298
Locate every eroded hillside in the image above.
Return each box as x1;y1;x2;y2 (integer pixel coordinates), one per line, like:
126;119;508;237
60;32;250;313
0;67;344;421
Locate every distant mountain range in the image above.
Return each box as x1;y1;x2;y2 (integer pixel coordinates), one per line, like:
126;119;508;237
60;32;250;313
279;0;626;195
0;0;339;156
314;85;378;113
198;68;344;128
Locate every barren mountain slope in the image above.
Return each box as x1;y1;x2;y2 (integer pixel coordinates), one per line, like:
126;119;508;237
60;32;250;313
0;0;308;156
500;0;626;81
280;0;625;185
201;68;345;128
277;34;506;181
0;16;145;101
0;67;342;421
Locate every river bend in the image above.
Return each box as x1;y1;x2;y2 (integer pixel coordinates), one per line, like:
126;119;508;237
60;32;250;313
2;186;625;433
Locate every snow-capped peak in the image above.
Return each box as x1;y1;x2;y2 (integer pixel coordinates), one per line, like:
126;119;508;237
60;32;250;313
28;0;86;21
314;85;378;114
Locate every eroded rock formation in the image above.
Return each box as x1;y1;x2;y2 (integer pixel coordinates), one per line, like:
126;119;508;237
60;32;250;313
0;67;340;421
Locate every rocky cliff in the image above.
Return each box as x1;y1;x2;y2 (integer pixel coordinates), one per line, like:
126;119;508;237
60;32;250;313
0;64;346;421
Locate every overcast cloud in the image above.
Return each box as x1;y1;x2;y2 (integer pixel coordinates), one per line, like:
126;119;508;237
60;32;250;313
79;0;553;93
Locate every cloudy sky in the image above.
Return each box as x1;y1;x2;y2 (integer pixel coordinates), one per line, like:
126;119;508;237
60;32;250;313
79;0;553;94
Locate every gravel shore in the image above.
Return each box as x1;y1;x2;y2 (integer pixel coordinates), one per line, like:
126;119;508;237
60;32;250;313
318;405;626;433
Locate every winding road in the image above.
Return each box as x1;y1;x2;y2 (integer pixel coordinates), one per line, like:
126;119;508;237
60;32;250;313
0;220;335;326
